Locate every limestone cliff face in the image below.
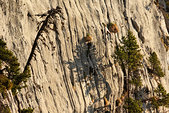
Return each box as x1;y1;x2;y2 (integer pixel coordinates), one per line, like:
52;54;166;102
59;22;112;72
0;0;168;113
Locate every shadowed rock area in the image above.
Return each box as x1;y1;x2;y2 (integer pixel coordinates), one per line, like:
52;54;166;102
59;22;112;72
0;0;168;113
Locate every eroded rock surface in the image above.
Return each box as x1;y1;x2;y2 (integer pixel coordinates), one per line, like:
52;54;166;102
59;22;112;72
0;0;168;113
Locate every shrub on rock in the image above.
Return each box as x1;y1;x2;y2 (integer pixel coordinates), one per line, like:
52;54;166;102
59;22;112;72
84;33;92;42
107;23;119;33
149;52;165;77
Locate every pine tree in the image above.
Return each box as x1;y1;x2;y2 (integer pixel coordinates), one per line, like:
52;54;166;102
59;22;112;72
151;84;169;109
115;31;143;88
0;39;31;95
115;31;142;71
124;98;143;113
149;52;165;77
155;83;166;97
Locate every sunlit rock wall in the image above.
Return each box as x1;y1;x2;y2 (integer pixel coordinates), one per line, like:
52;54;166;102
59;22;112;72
0;0;168;112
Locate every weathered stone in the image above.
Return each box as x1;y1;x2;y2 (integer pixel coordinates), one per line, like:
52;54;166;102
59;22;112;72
0;0;168;113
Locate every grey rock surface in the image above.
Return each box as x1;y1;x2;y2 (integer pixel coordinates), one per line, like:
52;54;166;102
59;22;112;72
0;0;168;113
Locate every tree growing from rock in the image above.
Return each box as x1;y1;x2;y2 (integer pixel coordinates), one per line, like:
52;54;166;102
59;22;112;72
0;39;31;95
124;98;143;113
115;31;143;112
149;52;165;77
115;30;143;87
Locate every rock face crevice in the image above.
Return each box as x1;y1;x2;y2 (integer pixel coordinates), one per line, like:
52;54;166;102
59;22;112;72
0;0;168;113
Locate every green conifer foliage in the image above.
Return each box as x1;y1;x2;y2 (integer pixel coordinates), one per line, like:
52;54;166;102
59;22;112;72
0;75;13;90
151;84;169;109
0;39;31;95
150;97;159;109
129;75;142;87
0;101;11;113
20;107;34;113
115;31;143;87
0;39;7;48
155;83;166;97
149;52;165;77
115;31;142;71
124;98;143;113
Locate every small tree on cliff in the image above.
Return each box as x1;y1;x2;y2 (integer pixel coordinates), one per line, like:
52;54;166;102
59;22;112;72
115;31;143;87
115;31;143;71
149;52;165;77
124;98;143;113
115;30;143;113
0;39;31;95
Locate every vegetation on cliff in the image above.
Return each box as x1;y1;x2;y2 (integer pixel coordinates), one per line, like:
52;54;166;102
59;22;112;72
115;31;143;87
149;52;165;77
115;31;143;112
150;83;169;109
0;39;31;95
20;107;34;113
0;101;11;113
124;98;143;113
114;29;167;112
115;31;143;71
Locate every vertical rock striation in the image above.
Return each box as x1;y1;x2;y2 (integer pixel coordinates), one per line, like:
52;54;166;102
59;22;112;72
0;0;168;112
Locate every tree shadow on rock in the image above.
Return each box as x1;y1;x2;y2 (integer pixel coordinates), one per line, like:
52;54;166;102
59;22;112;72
64;37;112;112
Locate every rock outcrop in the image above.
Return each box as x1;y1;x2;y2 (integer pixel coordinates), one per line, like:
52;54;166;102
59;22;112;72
0;0;168;113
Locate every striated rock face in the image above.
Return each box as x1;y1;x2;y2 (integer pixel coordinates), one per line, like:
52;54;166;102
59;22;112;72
0;0;168;113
